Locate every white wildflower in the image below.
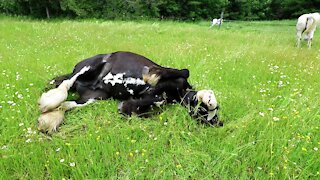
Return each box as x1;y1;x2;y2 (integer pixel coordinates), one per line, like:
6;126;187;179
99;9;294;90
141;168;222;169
273;117;280;121
69;162;76;167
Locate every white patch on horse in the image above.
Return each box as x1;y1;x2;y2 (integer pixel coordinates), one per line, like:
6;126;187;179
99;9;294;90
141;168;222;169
124;77;146;87
103;73;146;87
103;72;125;86
127;89;134;95
207;109;217;121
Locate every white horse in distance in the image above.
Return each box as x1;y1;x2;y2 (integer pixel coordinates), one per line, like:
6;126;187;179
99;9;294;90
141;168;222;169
296;12;320;48
210;18;223;28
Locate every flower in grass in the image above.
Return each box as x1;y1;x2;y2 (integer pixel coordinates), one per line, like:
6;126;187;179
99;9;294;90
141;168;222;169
19;123;24;127
116;152;120;155
60;159;65;163
56;148;61;152
25;139;31;143
259;112;265;117
69;162;75;167
273;117;280;121
314;147;318;151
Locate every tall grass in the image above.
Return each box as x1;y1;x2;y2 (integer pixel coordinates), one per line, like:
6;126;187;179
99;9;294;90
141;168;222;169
0;16;319;179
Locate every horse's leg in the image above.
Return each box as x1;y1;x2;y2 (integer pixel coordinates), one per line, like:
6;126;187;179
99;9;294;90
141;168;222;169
38;99;96;134
307;31;315;48
76;89;110;104
92;55;112;89
75;83;111;104
118;96;166;117
296;30;302;48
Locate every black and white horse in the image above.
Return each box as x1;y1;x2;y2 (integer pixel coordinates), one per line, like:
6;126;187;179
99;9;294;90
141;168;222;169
38;51;222;133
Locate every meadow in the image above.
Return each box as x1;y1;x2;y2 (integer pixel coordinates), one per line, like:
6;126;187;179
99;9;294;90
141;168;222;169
0;16;319;179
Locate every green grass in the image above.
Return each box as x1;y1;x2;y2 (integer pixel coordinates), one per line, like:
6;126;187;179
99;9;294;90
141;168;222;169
0;16;320;179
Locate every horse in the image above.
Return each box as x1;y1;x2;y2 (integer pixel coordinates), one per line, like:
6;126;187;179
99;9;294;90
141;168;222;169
38;51;222;133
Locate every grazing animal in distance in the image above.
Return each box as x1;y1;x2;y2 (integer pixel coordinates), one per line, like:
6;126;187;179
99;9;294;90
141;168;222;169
296;12;320;48
210;18;223;28
38;51;222;133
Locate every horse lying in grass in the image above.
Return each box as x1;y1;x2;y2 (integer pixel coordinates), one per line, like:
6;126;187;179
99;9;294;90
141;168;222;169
38;51;222;133
296;12;320;48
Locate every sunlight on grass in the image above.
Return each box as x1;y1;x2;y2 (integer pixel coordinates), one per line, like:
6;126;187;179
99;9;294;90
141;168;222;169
0;17;319;179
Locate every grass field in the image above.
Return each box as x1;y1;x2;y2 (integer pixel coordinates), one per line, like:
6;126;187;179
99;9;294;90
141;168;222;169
0;16;319;179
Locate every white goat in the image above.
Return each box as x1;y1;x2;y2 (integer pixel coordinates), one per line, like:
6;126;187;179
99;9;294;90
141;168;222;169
296;12;320;48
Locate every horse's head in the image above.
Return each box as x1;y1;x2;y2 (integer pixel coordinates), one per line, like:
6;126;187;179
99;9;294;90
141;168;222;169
185;89;222;126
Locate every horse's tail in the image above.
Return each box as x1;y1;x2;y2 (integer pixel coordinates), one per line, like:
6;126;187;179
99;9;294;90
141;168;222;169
305;16;317;33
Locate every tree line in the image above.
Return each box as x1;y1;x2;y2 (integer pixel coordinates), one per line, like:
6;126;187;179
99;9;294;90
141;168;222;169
0;0;319;20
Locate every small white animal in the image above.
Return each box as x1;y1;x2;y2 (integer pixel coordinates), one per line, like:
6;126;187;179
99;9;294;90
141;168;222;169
296;12;320;48
38;66;90;113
